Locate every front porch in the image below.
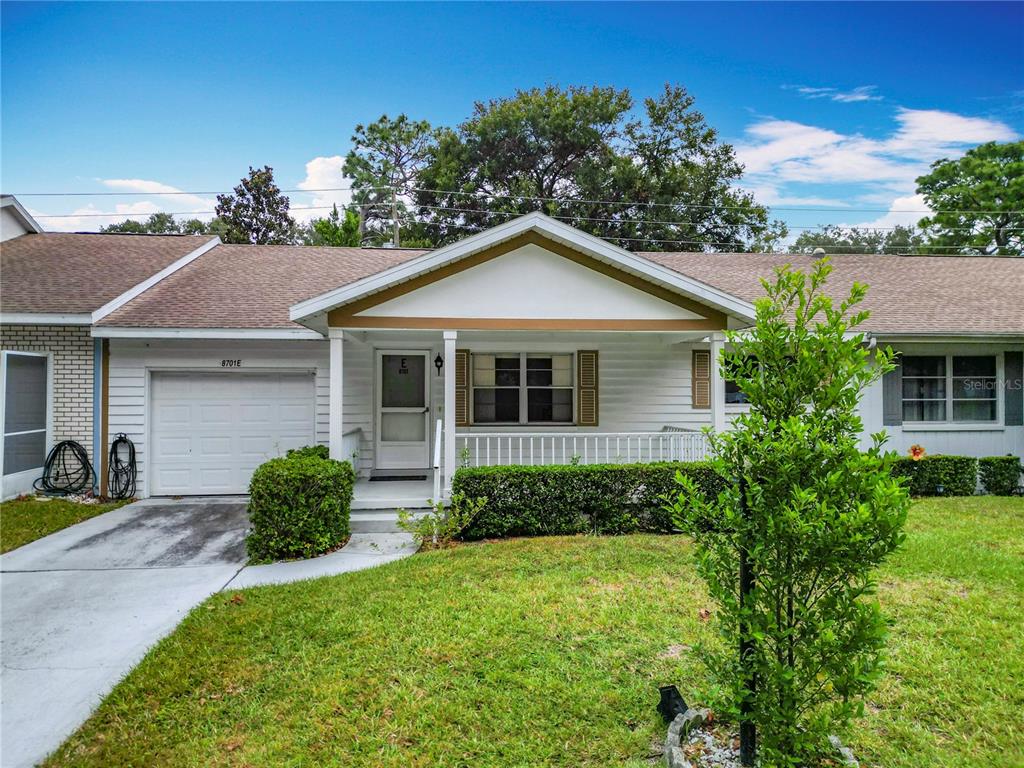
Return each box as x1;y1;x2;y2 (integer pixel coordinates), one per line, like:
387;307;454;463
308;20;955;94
333;328;727;505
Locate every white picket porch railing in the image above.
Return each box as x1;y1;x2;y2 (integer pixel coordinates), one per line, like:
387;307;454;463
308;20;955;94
455;431;710;468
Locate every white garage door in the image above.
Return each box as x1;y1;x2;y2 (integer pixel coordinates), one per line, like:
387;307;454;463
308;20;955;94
150;371;316;496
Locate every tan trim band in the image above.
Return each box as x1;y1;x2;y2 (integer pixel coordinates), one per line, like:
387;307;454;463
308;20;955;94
328;231;727;329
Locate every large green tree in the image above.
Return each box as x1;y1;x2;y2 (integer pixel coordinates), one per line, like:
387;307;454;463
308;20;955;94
916;140;1023;256
343;114;437;246
413;85;786;251
792;224;927;254
301;204;362;247
101;212;228;237
215;166;296;245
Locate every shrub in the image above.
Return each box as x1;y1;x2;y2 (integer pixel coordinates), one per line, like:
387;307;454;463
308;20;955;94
397;493;489;549
891;455;978;496
246;453;355;562
286;444;330;461
672;259;909;764
451;462;724;540
979;455;1022;496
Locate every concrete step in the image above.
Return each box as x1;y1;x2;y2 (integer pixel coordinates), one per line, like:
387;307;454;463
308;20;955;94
350;510;429;533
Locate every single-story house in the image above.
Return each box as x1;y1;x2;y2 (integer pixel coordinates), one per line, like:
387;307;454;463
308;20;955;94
0;196;219;496
2;198;1022;504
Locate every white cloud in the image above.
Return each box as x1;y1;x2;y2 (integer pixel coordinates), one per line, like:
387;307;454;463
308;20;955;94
100;178;216;214
790;85;882;103
28;200;162;232
840;193;930;230
735;107;1018;232
293;155;351;223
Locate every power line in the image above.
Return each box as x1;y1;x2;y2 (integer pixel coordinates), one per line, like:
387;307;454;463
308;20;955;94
31;201;1019;235
11;185;1022;216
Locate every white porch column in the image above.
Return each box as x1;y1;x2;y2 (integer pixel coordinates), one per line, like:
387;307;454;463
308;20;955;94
443;330;458;495
710;332;727;434
329;333;344;460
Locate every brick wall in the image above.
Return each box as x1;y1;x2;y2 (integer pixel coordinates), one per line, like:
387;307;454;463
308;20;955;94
1;324;94;460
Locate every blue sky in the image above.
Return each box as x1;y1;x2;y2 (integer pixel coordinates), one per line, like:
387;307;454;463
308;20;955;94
2;1;1022;241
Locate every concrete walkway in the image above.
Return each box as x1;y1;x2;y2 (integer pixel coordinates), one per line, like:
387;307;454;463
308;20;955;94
0;498;415;768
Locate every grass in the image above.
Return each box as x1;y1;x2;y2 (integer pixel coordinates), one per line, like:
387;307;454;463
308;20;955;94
0;496;128;553
46;498;1024;768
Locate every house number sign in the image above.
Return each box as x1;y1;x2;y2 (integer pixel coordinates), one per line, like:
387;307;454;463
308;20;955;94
221;359;243;368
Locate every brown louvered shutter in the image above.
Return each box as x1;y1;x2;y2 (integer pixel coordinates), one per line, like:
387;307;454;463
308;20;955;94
577;350;599;426
692;350;711;409
455;349;470;427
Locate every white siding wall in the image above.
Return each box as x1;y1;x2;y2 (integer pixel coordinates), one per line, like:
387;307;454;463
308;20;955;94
107;338;348;496
859;341;1024;459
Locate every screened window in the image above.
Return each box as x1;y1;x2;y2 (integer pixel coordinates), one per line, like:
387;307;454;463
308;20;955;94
724;355;757;405
472;353;573;424
3;353;48;475
902;354;998;423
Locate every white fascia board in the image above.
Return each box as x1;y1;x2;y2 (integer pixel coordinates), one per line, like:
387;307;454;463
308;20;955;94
289;212;757;323
873;332;1024;343
91;237;221;323
91;327;324;340
0;196;44;234
0;312;93;325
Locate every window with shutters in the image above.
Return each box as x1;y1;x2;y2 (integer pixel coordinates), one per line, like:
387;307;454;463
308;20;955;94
902;354;999;423
471;353;574;425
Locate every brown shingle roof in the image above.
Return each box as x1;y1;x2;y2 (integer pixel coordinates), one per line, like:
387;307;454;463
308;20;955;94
1;232;215;314
96;241;1024;335
99;244;427;328
639;252;1024;335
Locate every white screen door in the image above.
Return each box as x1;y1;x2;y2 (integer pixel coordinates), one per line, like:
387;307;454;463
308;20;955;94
375;351;430;470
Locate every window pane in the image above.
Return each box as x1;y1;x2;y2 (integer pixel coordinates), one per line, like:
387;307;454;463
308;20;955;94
473;388;519;423
495;357;520;387
528;389;572;422
903;377;946;399
380;412;426;442
903;400;946;422
494;388;519;421
473;389;495;422
473;354;495;386
381;354;424;408
3;430;46;475
903;356;946;377
4;354;46;433
725;381;748;404
952;377;997;399
953;356;996;377
953;399;997;422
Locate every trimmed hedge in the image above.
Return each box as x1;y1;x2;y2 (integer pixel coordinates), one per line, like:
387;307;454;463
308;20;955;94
246;452;355;562
890;455;978;497
979;456;1022;496
450;462;725;540
286;444;330;461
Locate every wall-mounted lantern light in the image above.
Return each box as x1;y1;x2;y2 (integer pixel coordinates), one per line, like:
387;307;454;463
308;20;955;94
434;354;444;375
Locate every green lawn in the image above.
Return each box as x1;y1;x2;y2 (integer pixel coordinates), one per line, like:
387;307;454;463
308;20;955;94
0;496;128;554
47;498;1023;768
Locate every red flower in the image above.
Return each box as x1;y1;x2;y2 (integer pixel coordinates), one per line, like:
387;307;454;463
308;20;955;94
909;444;926;461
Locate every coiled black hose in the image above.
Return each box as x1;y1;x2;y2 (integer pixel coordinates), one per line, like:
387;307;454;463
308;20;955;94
107;433;137;500
33;440;95;495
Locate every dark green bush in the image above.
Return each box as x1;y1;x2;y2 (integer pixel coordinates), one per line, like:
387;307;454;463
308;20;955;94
285;444;330;461
891;455;978;496
979;456;1022;496
450;462;725;539
246;453;355;562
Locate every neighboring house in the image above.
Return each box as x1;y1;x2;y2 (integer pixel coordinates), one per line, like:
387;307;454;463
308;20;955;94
0;199;219;497
3;199;1022;504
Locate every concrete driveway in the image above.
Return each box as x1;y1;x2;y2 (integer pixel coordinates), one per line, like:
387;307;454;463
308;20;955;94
0;498;248;768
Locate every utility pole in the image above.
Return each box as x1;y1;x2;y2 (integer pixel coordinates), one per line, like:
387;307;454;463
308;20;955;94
391;186;400;247
739;473;756;766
